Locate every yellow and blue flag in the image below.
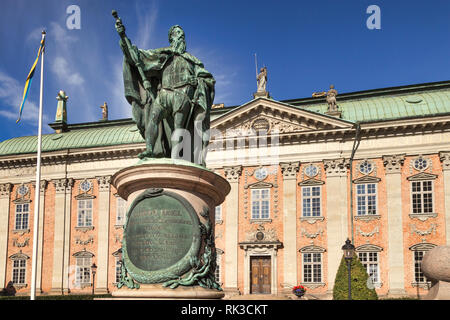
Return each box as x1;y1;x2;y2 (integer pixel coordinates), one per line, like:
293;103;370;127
16;36;45;123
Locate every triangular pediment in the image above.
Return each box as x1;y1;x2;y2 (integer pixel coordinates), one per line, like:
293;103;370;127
353;175;381;184
245;181;274;189
407;172;438;181
211;98;354;136
298;178;325;186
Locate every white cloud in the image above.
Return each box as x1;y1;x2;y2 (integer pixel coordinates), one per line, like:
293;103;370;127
189;47;239;105
110;57;132;119
134;2;159;49
51;56;84;86
0;70;49;125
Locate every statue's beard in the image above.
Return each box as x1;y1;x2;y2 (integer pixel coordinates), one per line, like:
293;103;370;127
171;37;186;54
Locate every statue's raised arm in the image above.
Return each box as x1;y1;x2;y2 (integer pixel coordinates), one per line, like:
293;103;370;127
112;10;153;99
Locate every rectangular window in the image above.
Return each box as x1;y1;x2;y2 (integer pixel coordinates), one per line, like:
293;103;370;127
214;254;221;284
15;203;29;230
302;186;321;217
251;189;270;219
115;257;121;283
116;197;126;225
358;252;380;284
412;181;433;214
357;184;377;215
303;253;322;283
77;199;93;227
215;205;222;221
414;251;427;283
75;257;92;286
12;259;26;284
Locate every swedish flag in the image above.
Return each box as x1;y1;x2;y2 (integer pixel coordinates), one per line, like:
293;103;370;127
16;36;45;123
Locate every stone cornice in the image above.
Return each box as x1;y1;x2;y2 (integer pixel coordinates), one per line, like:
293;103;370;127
223;166;242;183
280;162;300;180
0;144;144;169
323;158;349;177
383;154;405;174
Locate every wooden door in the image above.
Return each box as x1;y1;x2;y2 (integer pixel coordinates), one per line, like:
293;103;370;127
250;256;271;294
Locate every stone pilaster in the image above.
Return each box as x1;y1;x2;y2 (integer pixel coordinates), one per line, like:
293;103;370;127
280;162;300;292
222;166;242;295
383;154;406;296
439;152;450;245
31;180;47;293
323;158;349;294
0;183;12;288
96;175;111;294
50;178;73;294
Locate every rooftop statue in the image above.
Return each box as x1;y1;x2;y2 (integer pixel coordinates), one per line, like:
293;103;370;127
256;66;267;93
100;102;108;121
113;11;215;166
313;85;338;112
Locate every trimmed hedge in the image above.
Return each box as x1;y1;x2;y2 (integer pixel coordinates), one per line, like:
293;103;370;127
332;253;378;300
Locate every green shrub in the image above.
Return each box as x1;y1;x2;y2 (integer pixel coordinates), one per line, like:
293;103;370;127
332;253;378;300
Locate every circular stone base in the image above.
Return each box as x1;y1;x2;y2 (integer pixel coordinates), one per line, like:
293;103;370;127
111;284;225;299
110;158;230;299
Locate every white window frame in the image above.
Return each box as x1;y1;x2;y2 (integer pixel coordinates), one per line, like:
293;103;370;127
12;258;26;285
301;186;322;217
302;252;322;284
115;256;121;283
116;197;126;226
251;189;270;220
358;251;380;286
215;205;222;222
77;199;93;227
14;203;30;231
411;180;434;214
75;256;92;287
413;250;427;284
356;183;377;215
214;253;222;285
409;243;435;289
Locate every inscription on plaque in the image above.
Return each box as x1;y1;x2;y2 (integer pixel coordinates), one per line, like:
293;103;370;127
126;194;194;271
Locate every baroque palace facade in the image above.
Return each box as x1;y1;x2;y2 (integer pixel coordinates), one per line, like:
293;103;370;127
0;80;449;298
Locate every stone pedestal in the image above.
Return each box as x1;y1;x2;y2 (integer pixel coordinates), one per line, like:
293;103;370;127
111;158;230;299
253;91;270;99
421;245;450;300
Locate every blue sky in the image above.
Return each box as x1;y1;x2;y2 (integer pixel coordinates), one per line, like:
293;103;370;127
0;0;449;142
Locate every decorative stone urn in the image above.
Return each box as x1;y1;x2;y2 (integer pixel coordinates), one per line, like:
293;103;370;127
421;245;450;300
111;158;230;299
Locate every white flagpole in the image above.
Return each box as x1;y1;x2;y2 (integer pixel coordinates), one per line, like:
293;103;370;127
30;30;45;301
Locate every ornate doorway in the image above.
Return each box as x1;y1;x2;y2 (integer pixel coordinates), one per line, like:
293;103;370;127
250;256;271;294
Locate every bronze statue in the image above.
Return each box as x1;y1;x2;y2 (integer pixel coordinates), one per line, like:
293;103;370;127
113;11;215;165
313;85;338;112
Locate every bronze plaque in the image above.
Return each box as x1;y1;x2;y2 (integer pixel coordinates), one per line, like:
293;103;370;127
122;189;200;283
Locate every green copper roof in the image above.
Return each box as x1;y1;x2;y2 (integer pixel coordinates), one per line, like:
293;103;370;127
0;119;144;156
1;81;449;157
284;81;450;122
297;89;450;122
210;80;450;123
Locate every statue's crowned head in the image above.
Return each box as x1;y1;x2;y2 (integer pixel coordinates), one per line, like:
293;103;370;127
168;25;186;54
